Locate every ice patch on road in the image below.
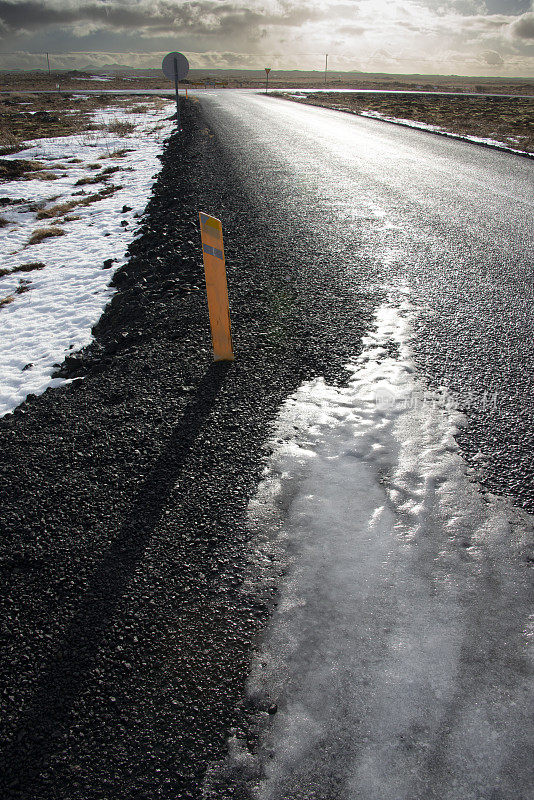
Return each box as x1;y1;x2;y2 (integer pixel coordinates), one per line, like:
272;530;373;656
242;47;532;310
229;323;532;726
204;297;534;800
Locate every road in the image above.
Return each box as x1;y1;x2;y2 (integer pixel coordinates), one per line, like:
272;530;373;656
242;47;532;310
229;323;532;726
196;91;534;799
0;91;532;800
198;90;534;511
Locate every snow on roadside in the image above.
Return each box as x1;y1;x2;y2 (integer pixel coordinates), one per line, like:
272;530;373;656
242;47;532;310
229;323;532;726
204;297;534;799
0;100;175;416
358;109;532;156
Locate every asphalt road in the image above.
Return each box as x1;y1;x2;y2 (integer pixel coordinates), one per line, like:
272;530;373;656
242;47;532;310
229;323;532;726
199;90;534;511
0;93;532;799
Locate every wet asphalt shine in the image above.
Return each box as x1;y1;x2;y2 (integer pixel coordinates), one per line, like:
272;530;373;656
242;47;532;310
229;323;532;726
0;94;532;799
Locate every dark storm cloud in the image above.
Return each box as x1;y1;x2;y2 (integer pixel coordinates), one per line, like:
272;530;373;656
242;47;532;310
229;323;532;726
511;11;534;36
0;1;156;30
0;0;328;36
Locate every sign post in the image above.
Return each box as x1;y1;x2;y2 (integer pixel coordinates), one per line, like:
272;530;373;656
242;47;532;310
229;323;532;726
264;67;271;94
199;213;234;362
162;51;190;131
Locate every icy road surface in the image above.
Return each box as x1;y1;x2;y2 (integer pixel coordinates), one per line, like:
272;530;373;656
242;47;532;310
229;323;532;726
207;299;534;800
197;91;534;799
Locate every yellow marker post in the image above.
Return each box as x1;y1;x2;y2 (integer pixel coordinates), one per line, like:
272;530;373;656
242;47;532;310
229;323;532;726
199;212;234;361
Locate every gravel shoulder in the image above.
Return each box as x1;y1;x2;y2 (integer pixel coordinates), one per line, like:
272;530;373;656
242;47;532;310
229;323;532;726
0;99;373;799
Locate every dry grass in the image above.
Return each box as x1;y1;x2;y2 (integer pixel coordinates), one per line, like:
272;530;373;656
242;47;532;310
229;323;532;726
125;104;149;114
36;183;122;220
0;261;45;279
26;196;60;213
27;226;65;246
0;158;44;179
74;174;106;186
0;95;142;147
107;120;136;136
13;261;46;273
26;171;63;181
81;184;122;202
99;148;132;159
0;295;14;309
37;200;78;219
0;130;25;155
0;131;21;147
74;165;119;186
73;165;119;186
0;95;165;162
15;278;32;295
37;200;80;219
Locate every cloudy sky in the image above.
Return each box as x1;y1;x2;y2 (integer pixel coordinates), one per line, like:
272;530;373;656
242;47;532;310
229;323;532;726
0;0;533;75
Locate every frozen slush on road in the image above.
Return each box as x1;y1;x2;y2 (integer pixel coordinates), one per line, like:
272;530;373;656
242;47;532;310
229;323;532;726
0;99;175;417
206;299;534;799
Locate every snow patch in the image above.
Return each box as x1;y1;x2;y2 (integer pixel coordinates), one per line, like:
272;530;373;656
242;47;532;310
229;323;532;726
0;102;175;416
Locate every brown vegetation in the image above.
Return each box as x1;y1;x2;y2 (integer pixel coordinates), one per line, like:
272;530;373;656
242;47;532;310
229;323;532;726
15;278;32;294
99;148;132;159
13;261;46;273
0;295;14;308
36;184;122;220
0;68;532;95
107;120;136;135
27;226;65;245
37;200;78;219
0;158;44;179
0;94;163;155
74;166;120;186
0;262;45;278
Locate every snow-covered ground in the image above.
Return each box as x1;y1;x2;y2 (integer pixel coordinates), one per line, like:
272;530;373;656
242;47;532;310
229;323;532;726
204;296;534;799
0;100;175;416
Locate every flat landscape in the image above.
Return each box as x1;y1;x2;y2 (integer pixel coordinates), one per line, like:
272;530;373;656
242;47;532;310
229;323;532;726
273;91;534;154
1;70;532;159
1;67;533;93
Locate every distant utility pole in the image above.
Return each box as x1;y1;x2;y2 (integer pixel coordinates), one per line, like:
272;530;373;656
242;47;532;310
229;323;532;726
325;54;328;85
46;52;51;75
265;67;271;94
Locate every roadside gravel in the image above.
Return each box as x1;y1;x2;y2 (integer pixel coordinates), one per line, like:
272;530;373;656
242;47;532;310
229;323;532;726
0;99;375;799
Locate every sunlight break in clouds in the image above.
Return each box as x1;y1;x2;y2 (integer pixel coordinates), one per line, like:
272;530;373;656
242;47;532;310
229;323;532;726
0;0;532;75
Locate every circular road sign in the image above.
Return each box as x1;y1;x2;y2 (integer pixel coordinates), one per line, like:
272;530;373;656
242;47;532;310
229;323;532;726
162;52;189;81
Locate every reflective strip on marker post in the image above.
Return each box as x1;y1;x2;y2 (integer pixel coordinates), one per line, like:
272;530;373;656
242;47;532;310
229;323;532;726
199;212;234;362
